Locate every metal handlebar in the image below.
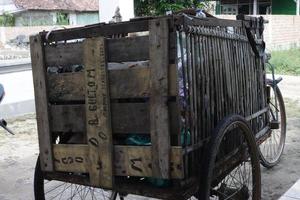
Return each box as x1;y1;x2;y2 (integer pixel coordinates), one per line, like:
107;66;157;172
0;119;14;135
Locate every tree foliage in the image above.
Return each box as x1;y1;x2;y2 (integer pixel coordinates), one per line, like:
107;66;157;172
0;12;15;26
134;0;210;16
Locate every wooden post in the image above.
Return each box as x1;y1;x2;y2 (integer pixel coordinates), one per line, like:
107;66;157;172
30;35;54;172
84;37;113;188
149;18;170;179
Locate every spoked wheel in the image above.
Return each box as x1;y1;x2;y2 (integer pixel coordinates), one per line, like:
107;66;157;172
259;85;286;168
200;115;261;200
34;156;124;200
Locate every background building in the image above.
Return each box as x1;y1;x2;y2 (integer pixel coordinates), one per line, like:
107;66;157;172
0;0;99;26
216;0;300;15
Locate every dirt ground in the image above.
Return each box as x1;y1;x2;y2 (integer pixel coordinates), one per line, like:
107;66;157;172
0;75;299;200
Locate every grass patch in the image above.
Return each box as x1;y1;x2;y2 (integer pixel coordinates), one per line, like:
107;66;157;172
268;48;300;76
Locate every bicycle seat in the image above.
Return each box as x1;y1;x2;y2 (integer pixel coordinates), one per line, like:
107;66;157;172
0;84;4;103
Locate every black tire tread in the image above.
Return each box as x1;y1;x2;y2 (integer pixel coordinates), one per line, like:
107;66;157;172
200;115;261;200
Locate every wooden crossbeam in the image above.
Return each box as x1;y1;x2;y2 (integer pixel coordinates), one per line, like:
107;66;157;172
53;144;184;179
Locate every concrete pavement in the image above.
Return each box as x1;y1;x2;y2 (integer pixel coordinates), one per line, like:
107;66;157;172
0;70;35;118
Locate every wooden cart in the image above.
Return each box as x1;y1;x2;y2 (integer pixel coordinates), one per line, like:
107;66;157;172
31;14;286;200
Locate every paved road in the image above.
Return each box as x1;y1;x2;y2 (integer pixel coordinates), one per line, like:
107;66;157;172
0;58;31;74
0;69;35;119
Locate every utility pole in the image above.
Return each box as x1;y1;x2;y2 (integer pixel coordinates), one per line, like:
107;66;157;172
253;0;258;15
297;0;300;15
99;0;134;23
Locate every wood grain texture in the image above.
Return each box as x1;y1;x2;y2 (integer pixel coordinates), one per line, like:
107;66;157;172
53;144;184;179
84;37;113;188
47;64;177;102
149;18;170;179
45;36;149;66
30;35;54;172
50;102;179;135
41;20;149;42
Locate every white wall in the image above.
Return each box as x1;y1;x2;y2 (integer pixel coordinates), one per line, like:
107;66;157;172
69;12;77;25
218;15;300;50
99;0;134;23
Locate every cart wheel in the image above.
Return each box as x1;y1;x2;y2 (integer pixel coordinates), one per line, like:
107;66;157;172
34;156;120;200
200;115;261;200
259;85;286;168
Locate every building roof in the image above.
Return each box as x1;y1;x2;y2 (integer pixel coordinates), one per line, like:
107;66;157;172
13;0;99;12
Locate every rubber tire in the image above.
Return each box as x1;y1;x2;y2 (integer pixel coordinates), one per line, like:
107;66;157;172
259;86;286;168
199;115;261;200
34;156;45;200
34;156;119;200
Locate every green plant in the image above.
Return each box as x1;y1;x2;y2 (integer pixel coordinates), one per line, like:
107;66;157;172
269;48;300;76
0;12;15;26
134;0;211;16
56;12;69;25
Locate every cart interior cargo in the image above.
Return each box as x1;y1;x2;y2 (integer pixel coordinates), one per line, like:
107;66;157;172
31;14;286;200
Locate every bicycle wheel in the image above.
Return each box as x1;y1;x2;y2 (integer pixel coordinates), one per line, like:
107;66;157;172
200;115;261;200
259;86;286;168
34;156;121;200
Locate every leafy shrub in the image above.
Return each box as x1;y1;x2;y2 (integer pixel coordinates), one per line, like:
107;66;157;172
0;12;15;26
134;0;211;16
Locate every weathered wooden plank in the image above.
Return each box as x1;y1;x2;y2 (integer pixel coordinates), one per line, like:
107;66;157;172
53;144;89;173
84;37;113;188
45;36;149;65
47;65;177;102
108;36;149;62
50;103;179;135
53;144;184;179
41;20;149;42
30;35;54;172
50;104;86;132
149;18;170;179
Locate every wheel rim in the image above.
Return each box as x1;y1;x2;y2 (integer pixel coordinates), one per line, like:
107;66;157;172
259;86;286;166
211;123;257;199
201;115;261;200
211;161;254;200
43;179;115;200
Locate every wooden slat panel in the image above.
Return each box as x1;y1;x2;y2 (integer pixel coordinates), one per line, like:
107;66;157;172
84;37;113;188
107;36;149;62
47;65;177;102
50;104;86;132
50;103;179;135
41;20;149;42
45;36;149;66
149;18;170;179
30;35;54;172
50;104;148;134
53;144;89;173
53;144;184;179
